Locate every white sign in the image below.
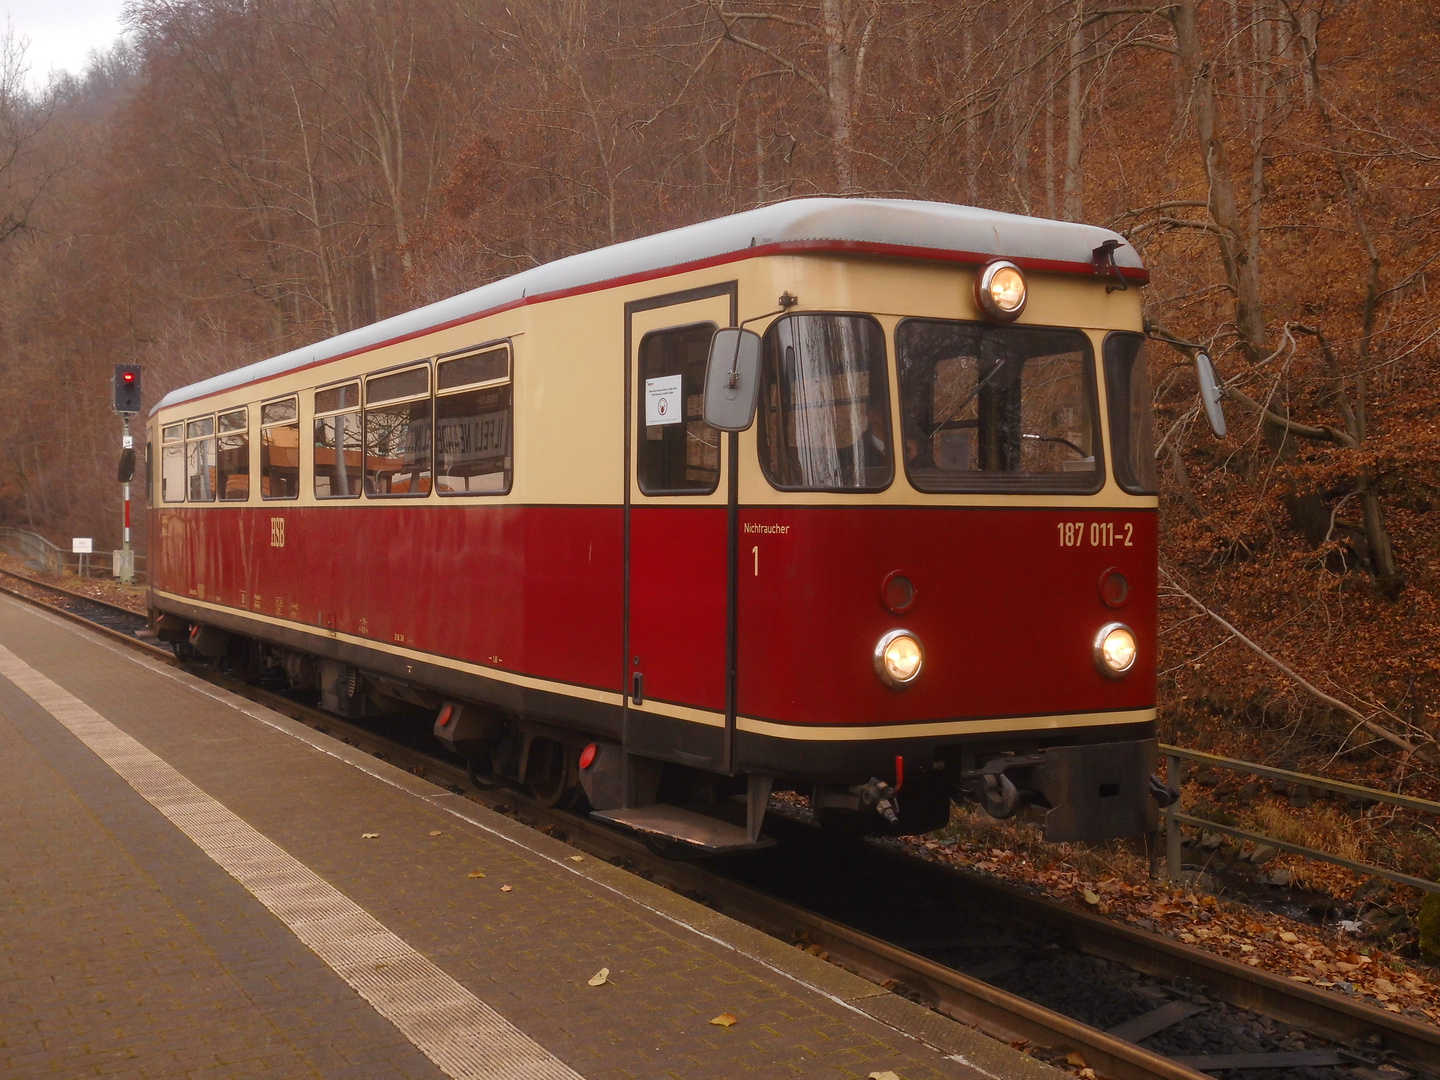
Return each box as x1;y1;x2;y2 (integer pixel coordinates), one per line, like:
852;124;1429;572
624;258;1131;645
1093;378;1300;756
644;375;683;426
72;537;93;554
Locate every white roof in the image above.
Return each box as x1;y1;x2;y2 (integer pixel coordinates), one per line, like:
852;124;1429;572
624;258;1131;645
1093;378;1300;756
154;197;1145;414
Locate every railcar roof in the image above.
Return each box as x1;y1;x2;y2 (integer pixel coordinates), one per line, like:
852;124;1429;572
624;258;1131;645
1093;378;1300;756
153;197;1145;414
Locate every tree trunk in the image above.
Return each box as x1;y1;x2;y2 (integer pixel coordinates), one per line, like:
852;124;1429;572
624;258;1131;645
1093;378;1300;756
822;0;855;192
1168;0;1266;358
1062;0;1084;221
1358;473;1404;598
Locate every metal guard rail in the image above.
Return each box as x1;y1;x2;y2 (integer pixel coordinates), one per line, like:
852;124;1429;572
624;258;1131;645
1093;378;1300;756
0;527;145;581
1161;744;1440;894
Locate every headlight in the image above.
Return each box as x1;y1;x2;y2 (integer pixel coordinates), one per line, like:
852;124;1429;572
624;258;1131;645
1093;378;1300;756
1094;622;1137;677
874;629;924;688
975;260;1027;322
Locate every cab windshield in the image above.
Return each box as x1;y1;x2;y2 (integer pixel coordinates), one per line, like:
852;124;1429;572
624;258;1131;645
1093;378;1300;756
896;320;1102;494
756;313;892;491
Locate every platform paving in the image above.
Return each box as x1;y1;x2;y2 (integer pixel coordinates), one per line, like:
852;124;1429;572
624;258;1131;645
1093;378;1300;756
0;594;1061;1080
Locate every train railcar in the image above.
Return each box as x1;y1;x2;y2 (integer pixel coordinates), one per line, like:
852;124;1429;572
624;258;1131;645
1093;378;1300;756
148;197;1162;852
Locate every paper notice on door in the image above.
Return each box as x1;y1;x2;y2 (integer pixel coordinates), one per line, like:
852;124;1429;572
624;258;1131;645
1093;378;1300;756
645;374;683;426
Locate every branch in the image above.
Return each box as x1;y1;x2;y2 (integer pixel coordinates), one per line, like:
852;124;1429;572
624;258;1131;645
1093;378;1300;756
1162;571;1431;761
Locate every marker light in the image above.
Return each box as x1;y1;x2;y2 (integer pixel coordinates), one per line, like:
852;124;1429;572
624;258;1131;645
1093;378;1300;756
975;260;1028;322
1094;622;1137;677
874;629;924;688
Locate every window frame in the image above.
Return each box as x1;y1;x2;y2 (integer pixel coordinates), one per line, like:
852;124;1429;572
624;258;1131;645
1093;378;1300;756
1102;331;1159;496
216;406;250;502
435;341;514;498
895;317;1106;496
756;310;894;494
636;322;721;497
313;379;362;500
184;414;217;503
260;395;300;501
363;362;433;498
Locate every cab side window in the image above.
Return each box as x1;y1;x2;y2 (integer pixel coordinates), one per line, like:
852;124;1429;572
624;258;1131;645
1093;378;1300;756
637;323;719;495
436;345;512;495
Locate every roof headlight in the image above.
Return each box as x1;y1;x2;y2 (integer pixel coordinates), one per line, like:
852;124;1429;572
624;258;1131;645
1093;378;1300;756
1094;622;1137;677
875;629;924;688
975;260;1028;322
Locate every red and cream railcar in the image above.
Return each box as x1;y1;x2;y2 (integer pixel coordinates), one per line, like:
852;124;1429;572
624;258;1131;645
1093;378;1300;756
148;198;1161;850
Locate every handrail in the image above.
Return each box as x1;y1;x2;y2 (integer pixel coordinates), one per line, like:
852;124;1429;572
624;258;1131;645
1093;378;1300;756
1160;745;1439;893
1161;744;1440;816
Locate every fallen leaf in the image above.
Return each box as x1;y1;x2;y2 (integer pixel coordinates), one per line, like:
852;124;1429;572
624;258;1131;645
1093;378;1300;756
868;1072;901;1080
468;871;486;879
588;967;609;987
500;884;513;893
709;1013;738;1027
569;855;584;862
429;830;442;837
361;833;379;839
1065;1051;1088;1068
1279;931;1299;943
1082;889;1100;905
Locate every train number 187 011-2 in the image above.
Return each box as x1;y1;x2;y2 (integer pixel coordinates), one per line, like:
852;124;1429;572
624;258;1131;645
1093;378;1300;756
1057;521;1133;548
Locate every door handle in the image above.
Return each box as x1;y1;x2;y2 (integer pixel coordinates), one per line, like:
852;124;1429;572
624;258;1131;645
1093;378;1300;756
631;671;644;704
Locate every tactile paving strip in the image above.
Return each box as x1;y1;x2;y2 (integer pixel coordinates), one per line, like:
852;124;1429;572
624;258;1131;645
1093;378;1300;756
0;642;583;1080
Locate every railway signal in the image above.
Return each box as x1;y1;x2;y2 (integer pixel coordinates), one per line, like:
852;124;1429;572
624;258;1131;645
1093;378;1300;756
112;364;141;583
113;364;142;416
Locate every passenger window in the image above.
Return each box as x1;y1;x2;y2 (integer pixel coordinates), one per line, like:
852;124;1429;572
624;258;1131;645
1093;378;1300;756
636;324;719;495
436;345;512;495
896;320;1101;493
757;314;891;492
314;382;361;499
186;416;216;502
216;407;249;501
261;397;300;499
161;424;184;504
365;365;432;496
1103;333;1159;494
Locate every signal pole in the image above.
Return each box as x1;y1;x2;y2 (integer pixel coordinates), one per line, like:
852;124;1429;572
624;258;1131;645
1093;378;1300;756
113;365;142;584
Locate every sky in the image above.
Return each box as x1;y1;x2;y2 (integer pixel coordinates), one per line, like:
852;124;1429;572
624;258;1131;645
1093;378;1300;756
5;0;128;89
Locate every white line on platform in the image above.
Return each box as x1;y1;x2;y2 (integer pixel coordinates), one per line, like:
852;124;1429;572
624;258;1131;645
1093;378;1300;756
0;641;583;1080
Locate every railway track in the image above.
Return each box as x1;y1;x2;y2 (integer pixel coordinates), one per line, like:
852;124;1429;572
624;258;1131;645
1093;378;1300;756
2;572;1435;1080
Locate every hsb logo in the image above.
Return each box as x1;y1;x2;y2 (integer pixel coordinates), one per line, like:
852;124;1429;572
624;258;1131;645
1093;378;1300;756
270;517;286;548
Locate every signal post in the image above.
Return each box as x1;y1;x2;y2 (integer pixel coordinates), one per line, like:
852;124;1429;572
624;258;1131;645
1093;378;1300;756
113;365;141;584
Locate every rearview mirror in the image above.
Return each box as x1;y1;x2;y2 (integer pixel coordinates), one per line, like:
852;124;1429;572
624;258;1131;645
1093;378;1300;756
117;447;136;483
703;327;762;432
1195;351;1227;439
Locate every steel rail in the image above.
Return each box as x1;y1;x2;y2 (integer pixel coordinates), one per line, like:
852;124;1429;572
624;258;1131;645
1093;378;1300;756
1;574;1435;1077
0;572;173;661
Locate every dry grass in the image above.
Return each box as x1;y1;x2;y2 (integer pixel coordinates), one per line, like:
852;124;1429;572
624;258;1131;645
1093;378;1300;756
933;802;1155;887
1252;804;1367;866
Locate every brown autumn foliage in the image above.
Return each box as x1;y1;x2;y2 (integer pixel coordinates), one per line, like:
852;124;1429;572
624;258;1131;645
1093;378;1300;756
0;0;1436;822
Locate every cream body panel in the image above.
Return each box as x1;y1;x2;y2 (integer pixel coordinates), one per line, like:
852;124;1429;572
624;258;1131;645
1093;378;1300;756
152;249;1154;512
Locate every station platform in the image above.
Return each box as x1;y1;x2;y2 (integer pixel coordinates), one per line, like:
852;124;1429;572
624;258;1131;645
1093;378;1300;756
0;594;1059;1080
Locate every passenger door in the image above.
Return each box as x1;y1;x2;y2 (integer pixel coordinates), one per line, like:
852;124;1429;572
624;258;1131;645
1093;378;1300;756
623;284;737;772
